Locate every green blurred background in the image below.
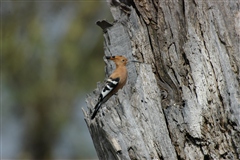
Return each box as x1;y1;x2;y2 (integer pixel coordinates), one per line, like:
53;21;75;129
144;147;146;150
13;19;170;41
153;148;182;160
2;1;112;159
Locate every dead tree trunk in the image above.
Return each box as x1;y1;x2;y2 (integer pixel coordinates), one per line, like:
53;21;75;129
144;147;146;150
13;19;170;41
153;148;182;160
83;0;240;159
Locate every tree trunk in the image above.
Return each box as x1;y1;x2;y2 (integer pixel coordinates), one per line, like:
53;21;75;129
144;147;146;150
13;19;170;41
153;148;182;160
83;0;240;159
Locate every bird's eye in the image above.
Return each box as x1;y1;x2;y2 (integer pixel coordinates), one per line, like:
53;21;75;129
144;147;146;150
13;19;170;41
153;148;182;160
122;59;125;62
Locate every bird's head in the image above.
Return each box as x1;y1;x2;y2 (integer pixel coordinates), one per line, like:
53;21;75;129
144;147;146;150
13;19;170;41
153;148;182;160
106;55;128;66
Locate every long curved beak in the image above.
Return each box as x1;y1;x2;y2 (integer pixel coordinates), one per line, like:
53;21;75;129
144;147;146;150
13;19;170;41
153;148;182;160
105;56;111;59
105;56;115;60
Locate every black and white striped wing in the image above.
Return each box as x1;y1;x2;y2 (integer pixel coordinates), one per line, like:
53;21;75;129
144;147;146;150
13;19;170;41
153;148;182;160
98;77;120;103
91;77;120;119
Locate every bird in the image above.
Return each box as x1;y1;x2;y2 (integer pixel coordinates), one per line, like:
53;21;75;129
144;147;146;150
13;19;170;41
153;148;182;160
91;55;128;120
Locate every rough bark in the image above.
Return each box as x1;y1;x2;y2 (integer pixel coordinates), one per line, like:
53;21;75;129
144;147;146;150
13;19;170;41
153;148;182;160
83;0;240;159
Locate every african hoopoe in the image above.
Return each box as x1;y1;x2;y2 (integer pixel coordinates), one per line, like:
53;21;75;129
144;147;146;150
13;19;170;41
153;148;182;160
91;55;128;119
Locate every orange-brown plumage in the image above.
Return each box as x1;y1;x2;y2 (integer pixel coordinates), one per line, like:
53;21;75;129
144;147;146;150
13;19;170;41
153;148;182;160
91;55;128;119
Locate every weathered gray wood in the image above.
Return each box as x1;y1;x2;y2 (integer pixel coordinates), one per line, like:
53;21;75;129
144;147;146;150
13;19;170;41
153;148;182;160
83;0;240;159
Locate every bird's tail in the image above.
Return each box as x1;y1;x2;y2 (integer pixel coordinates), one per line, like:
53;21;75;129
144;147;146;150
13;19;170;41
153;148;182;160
91;101;102;120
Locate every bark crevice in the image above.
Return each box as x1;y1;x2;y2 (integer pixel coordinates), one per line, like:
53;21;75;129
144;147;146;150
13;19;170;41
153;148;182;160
83;0;240;159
